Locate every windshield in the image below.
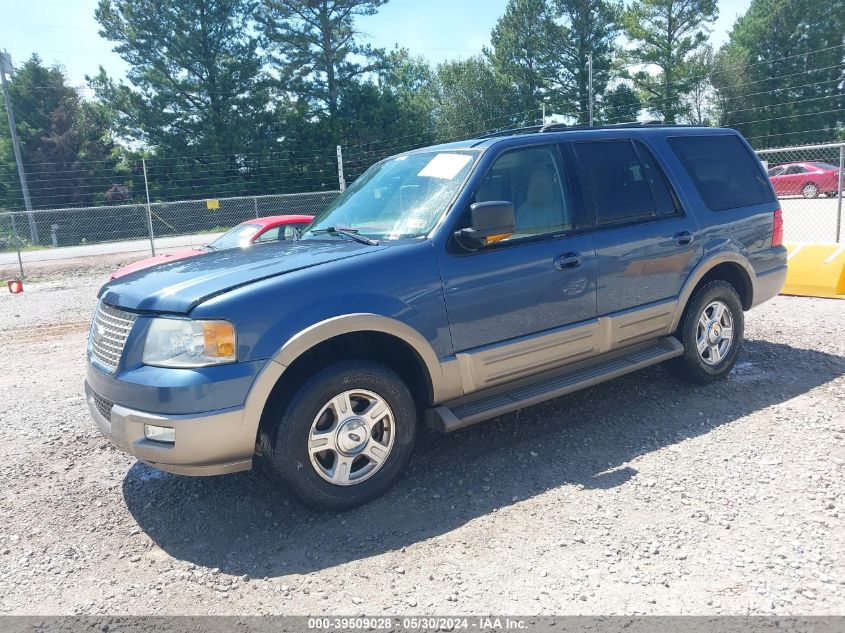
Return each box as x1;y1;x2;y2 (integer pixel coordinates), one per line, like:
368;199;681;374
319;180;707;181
304;150;478;240
208;223;262;250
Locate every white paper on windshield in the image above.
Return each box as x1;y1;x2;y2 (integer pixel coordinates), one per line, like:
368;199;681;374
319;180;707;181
417;153;472;180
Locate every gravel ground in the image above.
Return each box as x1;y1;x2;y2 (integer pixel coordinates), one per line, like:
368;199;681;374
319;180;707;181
1;275;843;616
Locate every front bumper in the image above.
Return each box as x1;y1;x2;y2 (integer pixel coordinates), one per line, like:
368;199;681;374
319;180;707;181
85;381;255;476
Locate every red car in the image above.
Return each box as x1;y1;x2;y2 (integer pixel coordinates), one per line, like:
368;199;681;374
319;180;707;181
767;162;842;199
110;214;314;280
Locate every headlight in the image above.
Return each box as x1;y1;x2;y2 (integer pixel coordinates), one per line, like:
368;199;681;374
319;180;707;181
142;318;236;368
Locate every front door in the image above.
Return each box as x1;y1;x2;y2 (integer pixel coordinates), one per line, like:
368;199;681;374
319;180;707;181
437;145;597;381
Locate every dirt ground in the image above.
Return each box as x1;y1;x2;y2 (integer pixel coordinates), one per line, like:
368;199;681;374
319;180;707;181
0;274;843;616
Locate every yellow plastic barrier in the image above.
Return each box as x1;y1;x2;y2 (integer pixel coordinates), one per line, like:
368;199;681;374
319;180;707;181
783;243;845;299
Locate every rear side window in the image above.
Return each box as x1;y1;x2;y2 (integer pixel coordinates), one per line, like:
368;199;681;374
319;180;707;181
668;135;774;211
573;139;678;225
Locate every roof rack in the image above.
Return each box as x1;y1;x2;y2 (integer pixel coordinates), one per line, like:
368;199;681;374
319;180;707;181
539;120;667;132
474;125;544;140
473;120;692;142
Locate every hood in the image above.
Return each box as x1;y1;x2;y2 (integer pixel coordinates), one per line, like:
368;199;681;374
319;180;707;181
99;239;383;313
109;248;201;280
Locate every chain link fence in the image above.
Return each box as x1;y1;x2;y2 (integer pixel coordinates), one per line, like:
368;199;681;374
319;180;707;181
2;141;843;280
756;142;844;244
0;191;340;277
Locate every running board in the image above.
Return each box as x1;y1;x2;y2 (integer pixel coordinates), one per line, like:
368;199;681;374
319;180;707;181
429;337;684;433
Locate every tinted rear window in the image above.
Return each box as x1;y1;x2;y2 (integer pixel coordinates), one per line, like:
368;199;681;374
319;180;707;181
573;139;678;225
668;135;774;211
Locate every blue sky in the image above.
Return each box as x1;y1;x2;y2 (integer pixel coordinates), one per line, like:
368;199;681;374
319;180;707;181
0;0;752;87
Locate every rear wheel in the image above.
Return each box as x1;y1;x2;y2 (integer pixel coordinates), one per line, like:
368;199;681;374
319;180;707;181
672;280;744;384
802;182;819;198
259;360;417;510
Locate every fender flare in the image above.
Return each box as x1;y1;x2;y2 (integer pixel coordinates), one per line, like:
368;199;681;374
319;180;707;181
670;251;756;331
241;314;463;435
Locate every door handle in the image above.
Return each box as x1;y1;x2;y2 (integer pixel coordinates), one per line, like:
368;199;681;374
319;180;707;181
673;231;694;245
554;252;582;270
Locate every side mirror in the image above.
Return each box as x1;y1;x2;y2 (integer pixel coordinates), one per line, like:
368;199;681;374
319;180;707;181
456;201;515;246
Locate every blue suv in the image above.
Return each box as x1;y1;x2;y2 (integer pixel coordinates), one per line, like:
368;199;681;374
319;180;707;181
85;124;787;509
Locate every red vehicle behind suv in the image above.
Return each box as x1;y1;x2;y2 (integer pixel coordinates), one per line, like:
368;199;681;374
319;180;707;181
110;214;313;280
767;162;842;199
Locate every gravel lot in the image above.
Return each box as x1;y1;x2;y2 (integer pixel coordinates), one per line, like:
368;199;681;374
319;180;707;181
1;274;843;616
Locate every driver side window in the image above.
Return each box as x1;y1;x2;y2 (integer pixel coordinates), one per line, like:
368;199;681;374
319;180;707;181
472;146;573;241
256;227;281;243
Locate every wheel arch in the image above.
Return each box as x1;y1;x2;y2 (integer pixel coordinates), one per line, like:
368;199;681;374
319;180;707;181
671;254;755;331
244;314;464;446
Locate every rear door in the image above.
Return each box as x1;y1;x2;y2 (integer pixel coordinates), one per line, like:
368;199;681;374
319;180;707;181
568;138;702;317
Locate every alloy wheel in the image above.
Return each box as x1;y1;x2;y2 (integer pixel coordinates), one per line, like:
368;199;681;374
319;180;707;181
696;300;734;366
307;389;395;486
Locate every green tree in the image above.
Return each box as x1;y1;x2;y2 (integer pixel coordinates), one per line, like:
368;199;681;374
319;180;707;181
0;55;118;215
487;0;561;114
377;48;436;102
623;0;718;122
552;0;622;123
713;0;845;147
261;0;388;119
91;0;273;198
434;56;525;138
681;45;716;125
600;83;642;123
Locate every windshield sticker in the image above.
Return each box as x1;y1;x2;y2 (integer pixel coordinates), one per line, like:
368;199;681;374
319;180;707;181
417;153;472;180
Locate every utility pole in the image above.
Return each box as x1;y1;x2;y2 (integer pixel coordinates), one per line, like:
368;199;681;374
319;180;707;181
0;51;38;244
588;53;594;127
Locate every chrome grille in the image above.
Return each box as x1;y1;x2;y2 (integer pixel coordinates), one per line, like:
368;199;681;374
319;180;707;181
89;301;137;373
91;391;114;420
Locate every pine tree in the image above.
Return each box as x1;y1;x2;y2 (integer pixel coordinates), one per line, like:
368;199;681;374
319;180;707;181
91;0;273;198
261;0;388;118
623;0;718;122
552;0;622;124
487;0;561;115
713;0;845;147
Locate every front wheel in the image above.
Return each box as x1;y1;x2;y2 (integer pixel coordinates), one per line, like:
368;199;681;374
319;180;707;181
259;360;417;511
672;280;744;384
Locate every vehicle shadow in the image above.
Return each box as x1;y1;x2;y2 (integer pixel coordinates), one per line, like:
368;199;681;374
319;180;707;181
122;338;844;577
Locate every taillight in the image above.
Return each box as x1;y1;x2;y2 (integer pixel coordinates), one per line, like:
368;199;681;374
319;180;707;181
772;209;783;247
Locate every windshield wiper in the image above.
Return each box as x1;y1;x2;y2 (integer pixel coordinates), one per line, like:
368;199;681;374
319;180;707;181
310;226;379;246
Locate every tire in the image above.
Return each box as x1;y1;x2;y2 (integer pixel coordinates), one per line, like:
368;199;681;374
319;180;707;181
259;360;417;511
802;182;819;199
672;280;744;384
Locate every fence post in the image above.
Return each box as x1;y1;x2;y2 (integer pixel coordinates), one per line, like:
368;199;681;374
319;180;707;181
254;196;259;219
336;145;346;192
142;158;156;256
836;144;844;243
10;213;24;280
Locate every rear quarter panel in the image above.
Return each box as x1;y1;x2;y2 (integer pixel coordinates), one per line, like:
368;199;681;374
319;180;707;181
654;130;786;281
